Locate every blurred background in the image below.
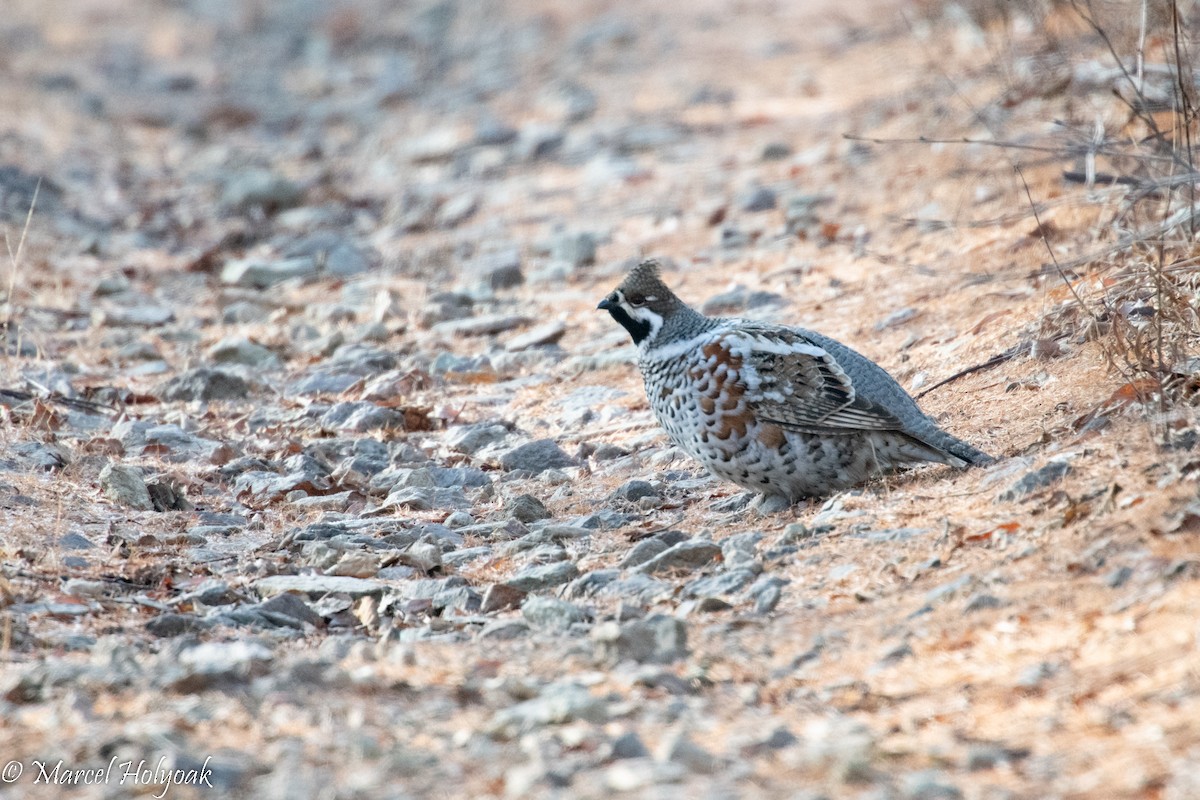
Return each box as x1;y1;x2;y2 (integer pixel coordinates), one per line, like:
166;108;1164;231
4;1;1200;798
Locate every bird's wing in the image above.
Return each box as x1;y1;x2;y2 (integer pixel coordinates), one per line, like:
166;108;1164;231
722;326;907;434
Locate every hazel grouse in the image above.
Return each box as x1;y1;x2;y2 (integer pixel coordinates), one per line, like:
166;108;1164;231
597;259;993;511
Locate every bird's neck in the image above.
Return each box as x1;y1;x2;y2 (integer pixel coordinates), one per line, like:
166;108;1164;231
639;307;715;360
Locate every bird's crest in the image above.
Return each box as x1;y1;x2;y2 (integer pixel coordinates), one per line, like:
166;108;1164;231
619;259;673;302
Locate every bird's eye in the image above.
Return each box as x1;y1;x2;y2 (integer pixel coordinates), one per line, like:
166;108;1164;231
626;292;646;306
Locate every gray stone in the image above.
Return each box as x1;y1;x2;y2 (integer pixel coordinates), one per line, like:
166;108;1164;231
478;619;531;641
475;114;518;145
573;513;638;532
784;194;833;237
901;771;963;800
751;576;786;614
94;274;131;297
875;307;918;331
926;575;972;604
603;760;686;792
392;190;439;233
206;336;279;368
436;193;479;229
395;541;442;574
551;231;597;268
176;579;241;607
335;452;388;481
168;640;274;691
253;575;388;599
115;340;163;361
466;248;523;290
221;170;303;212
610;732;650;760
521;595;587;632
999;460;1072;501
506;561;580;592
147;480;191;512
740;185;777;212
446;423;510;454
797;715;876;783
878;642;914;665
762;142;792;160
253;593;322;628
505;321;567;352
966;743;1026;771
221;256;317;288
1015;661;1058;688
717;225;749;249
95;303;175;327
234;470;328;503
615;123;683;153
160;368;250;402
684;568;757;599
499;526;588;557
286;232;374;278
326;343;398;374
481;583;527;613
617;531;689;570
59;532;93;550
221;301;270;324
545;81;597;123
500;439;576;473
561;568;619;599
593;615;687;664
963;593;1005;613
432;314;529;337
390;466;491;490
571;572;671;605
752;726;799;753
320;401;407;432
429;353;496;380
610;479;659;504
405;128;467;163
1104;566;1133;589
416;292;473;328
499;527;568;554
146;613;211;637
634;540;722;574
110;421;225;462
286;371;361;396
99;464;153;510
701;286;787;315
516;125;566;161
374;53;419;103
13;442;71;471
506;493;550;523
486;683;607;739
656;730;720;774
383;486;471;512
443;511;474;529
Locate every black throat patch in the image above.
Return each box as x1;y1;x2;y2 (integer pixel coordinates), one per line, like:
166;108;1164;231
605;305;652;345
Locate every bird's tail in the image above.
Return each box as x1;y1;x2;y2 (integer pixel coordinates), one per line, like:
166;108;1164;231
902;429;995;469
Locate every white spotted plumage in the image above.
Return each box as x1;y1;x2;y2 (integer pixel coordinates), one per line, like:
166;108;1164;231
598;259;994;506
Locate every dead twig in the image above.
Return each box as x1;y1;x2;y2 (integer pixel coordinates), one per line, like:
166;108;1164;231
915;343;1027;400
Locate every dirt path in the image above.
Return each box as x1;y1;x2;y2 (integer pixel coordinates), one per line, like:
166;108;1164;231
0;1;1197;798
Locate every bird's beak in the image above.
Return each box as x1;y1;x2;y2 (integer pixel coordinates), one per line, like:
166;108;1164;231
597;295;615;311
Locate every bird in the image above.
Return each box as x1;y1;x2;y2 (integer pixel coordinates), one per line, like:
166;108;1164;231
597;259;994;512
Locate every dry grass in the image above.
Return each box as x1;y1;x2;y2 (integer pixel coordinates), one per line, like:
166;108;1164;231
1;0;1200;797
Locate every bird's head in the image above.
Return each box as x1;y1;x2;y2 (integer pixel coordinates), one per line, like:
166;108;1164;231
597;259;684;347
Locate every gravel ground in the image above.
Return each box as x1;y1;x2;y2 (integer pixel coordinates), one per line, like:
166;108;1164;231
1;1;1199;798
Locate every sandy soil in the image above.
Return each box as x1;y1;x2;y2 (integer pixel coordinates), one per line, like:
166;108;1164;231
0;0;1198;798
